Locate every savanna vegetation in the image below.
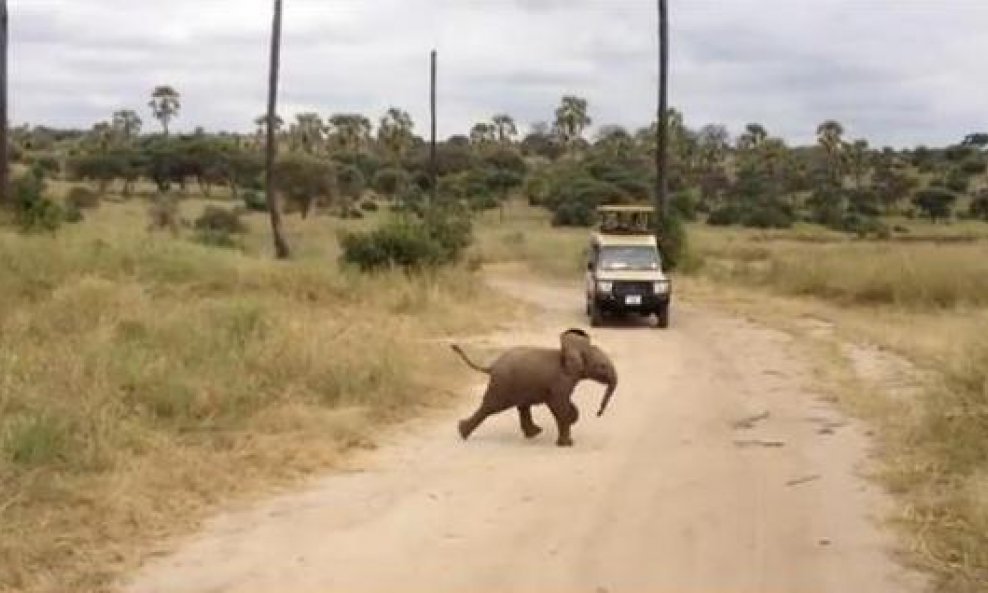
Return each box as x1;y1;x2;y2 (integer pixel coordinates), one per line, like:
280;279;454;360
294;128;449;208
1;6;988;587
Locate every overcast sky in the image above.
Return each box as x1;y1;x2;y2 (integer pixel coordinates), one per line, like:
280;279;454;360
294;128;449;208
7;0;987;147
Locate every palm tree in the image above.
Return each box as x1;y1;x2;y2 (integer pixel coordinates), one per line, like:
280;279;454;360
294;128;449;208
112;110;142;143
846;139;871;189
290;112;324;154
0;0;8;205
147;86;181;136
328;113;371;153
377;107;414;163
491;114;517;144
265;0;290;259
553;95;591;147
816;119;845;185
655;0;670;221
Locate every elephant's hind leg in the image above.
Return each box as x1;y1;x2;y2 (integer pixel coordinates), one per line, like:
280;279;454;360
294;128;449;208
517;405;542;438
547;397;574;447
458;407;488;440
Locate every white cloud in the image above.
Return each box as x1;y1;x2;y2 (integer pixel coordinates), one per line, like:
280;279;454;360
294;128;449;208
7;0;988;147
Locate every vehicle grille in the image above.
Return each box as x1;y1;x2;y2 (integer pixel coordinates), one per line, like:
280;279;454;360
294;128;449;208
613;281;653;296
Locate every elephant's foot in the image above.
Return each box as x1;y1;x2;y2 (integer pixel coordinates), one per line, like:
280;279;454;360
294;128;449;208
522;424;543;439
556;435;574;447
458;419;473;440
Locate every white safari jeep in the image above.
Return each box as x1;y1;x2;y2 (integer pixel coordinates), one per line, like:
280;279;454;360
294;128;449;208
585;206;672;329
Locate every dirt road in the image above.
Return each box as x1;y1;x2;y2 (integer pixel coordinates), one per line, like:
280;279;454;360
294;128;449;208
120;271;925;593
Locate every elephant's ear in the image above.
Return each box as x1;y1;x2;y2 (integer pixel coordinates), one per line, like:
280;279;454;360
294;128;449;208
560;329;590;377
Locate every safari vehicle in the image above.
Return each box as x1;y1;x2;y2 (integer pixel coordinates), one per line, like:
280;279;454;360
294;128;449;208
585;205;672;329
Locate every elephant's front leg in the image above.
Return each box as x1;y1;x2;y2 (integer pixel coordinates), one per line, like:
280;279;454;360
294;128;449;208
547;396;574;447
517;405;542;438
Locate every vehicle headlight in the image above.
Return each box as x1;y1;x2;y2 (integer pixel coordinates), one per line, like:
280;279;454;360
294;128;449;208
597;281;613;293
654;280;671;294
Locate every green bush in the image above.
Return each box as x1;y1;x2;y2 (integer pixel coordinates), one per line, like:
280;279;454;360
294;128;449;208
707;205;741;226
552;201;596;227
740;205;794;229
339;207;472;271
8;171;63;233
340;219;443;271
242;190;267;212
360;200;379;212
657;212;688;271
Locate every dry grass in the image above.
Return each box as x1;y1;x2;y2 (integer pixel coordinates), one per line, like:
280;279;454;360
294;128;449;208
690;225;988;309
0;200;521;592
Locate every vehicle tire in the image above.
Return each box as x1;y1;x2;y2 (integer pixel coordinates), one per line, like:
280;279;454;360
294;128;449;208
590;300;604;328
656;305;670;329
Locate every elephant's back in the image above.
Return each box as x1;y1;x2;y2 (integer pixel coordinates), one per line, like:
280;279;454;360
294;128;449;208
491;347;563;392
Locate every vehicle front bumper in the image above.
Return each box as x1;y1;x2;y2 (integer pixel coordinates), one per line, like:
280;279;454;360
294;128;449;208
594;291;671;314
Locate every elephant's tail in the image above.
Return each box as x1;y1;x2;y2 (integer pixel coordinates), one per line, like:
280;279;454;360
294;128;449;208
450;344;492;375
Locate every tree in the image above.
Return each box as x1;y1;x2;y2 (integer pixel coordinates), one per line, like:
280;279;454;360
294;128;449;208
737;123;767;151
372;167;409;202
112;110;142;143
491;114;518;144
912;187;957;223
845;139;871;189
470;122;496;147
594;126;634;159
553;95;592;147
961;133;988;149
816;120;845;184
0;0;8;205
88;121;114;153
147;85;181;136
289;112;325;155
328;113;371;153
377;107;414;163
265;0;290;258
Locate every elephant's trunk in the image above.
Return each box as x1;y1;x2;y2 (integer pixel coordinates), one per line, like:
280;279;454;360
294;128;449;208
596;379;617;417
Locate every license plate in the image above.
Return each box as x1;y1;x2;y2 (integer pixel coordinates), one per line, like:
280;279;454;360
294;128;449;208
625;295;642;306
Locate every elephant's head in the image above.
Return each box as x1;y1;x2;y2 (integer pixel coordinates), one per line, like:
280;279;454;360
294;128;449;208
560;329;618;417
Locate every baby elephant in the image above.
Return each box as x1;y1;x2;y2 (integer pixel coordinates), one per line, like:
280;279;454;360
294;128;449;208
450;328;618;447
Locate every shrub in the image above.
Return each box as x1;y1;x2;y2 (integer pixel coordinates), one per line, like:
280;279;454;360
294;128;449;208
657;212;688;271
707;205;741;226
242;190;267;212
969;191;988;222
340;219;443;271
339;206;472;271
66;186;101;210
360;200;379;212
740;205;794;229
194;206;247;234
63;202;84;224
671;191;698;221
552;201;595;227
8;171;63;233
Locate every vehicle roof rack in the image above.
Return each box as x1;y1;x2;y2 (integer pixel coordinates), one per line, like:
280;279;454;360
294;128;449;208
596;205;655;235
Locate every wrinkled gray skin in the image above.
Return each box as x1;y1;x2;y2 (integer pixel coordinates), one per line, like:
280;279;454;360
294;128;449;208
451;329;618;447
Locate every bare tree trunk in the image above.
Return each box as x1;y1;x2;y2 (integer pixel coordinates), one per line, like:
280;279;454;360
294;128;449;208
265;0;290;259
429;49;437;208
655;0;670;226
0;0;9;205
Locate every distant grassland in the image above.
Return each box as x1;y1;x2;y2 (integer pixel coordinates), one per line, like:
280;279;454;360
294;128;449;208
0;200;522;593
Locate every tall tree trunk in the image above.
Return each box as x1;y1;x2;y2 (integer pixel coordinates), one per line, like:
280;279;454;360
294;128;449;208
0;0;9;205
655;0;670;226
429;49;437;208
265;0;290;259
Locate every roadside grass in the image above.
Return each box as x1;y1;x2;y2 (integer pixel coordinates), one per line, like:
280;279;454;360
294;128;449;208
0;200;521;592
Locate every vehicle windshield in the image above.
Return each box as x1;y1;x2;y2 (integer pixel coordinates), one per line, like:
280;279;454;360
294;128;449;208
598;246;661;271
